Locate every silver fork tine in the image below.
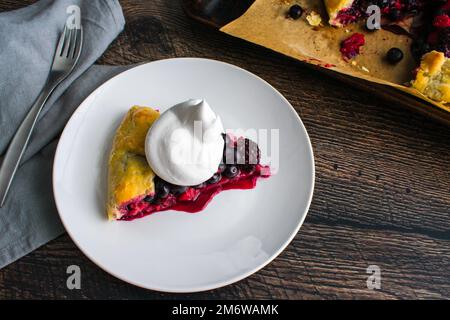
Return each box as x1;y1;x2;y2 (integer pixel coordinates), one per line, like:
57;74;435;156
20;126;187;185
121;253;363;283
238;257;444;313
62;27;72;57
63;28;74;58
76;28;83;59
69;28;83;61
69;29;80;59
56;25;68;56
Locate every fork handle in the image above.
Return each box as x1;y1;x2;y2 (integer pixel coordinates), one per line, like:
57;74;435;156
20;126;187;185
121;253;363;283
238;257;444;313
0;84;56;207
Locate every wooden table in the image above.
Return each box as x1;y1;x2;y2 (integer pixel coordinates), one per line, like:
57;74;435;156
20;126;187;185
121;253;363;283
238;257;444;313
0;0;449;300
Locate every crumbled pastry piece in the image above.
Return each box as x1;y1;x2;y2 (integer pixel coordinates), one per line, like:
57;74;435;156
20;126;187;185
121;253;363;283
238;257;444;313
411;51;450;103
361;66;369;72
306;11;322;27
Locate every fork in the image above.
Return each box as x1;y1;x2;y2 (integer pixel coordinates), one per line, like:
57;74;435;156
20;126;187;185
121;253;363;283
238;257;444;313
0;25;83;207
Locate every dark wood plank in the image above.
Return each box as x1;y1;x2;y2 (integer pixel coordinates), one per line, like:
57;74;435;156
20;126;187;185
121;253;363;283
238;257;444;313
1;222;449;299
0;0;449;299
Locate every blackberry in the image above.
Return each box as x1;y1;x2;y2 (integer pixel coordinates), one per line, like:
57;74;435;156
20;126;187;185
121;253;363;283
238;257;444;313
236;138;260;166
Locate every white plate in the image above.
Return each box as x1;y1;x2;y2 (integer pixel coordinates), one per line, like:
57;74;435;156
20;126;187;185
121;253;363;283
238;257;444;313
53;58;314;293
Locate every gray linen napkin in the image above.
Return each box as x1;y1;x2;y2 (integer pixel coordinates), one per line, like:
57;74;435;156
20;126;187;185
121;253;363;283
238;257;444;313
0;0;127;269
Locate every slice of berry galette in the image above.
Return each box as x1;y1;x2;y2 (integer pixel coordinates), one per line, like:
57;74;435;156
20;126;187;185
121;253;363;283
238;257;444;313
106;106;159;220
107;104;270;221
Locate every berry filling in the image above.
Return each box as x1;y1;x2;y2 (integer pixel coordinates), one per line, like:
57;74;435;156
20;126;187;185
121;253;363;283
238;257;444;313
340;33;366;60
118;134;270;221
434;15;450;28
335;0;425;26
335;0;365;25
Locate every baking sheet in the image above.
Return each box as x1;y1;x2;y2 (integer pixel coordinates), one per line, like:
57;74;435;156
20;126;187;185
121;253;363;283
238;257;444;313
220;0;450;113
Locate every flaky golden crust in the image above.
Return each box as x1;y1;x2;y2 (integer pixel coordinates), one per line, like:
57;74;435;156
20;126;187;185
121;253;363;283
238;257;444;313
106;106;160;220
411;51;450;103
324;0;355;27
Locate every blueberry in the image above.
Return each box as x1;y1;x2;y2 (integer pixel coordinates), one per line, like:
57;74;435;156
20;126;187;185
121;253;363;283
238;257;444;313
207;173;221;184
288;5;303;20
155;180;170;199
218;163;226;173
224;165;239;179
143;195;155;203
192;182;205;189
386;48;404;64
170;185;188;196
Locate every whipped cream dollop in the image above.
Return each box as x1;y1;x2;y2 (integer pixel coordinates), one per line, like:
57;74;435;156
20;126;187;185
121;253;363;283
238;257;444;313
145;99;225;186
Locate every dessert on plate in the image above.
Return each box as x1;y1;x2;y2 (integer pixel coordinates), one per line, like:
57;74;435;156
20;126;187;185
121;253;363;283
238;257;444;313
107;99;270;221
